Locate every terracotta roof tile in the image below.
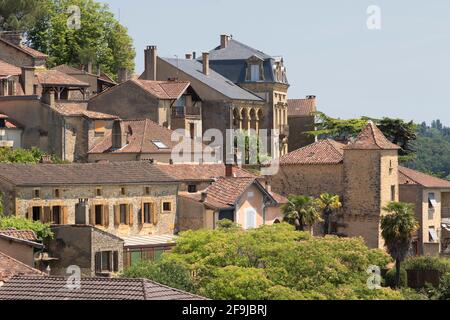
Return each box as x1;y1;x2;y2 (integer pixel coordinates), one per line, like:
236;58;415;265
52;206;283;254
0;162;177;186
133;79;190;100
287;98;317;116
0;253;44;282
0;229;38;241
35;70;89;87
204;177;257;208
0;59;21;76
344;121;400;150
0;276;205;300
0;38;47;59
398;166;450;188
280;139;346;165
51;102;118;119
52;64;116;84
155;164;254;181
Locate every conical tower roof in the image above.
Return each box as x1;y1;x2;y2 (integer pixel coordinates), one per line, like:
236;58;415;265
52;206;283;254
344;121;400;150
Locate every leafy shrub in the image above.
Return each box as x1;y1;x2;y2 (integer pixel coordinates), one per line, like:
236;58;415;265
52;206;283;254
0;215;53;240
384;267;407;288
403;256;450;274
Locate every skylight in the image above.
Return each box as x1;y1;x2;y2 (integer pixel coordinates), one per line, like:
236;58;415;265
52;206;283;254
152;140;169;149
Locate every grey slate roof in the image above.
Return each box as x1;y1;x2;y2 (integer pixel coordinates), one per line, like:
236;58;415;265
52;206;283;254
208;39;272;61
160;57;263;102
0;276;206;300
0;162;177;186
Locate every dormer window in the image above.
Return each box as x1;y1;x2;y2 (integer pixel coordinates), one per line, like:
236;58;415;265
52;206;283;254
246;56;264;82
250;64;260;81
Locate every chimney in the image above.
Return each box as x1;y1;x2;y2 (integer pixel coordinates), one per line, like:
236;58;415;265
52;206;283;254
0;31;23;46
41;89;55;106
306;95;316;100
87;61;93;74
220;34;230;49
185;53;192;60
117;67;129;83
144;45;157;80
21;67;35;95
192;52;196;59
200;192;207;202
225;164;233;177
202;52;209;76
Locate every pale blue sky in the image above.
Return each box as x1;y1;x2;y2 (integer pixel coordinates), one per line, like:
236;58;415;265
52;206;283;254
99;0;450;124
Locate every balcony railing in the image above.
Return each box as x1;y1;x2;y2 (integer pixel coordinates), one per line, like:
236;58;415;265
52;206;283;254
171;106;201;118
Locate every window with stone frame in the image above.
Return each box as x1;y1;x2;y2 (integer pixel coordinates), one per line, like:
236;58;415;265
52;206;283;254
120;204;127;224
95;250;119;273
162;201;172;212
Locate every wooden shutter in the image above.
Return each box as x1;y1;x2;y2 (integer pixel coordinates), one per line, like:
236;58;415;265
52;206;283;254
26;207;32;220
113;251;119;272
62;207;69;224
89;206;95;225
103;205;109;227
140;201;144;225
43;207;51;223
114;205;120;226
151;203;157;225
95;252;101;273
40;206;44;222
128;204;134;226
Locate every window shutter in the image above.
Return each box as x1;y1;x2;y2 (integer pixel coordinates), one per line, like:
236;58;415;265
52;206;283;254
152;203;157;225
103;205;109;227
40;206;44;222
62;207;69;224
140;201;144;225
128;204;134;226
89;206;95;225
44;207;51;223
27;207;32;220
114;205;120;226
113;251;119;272
95;252;101;273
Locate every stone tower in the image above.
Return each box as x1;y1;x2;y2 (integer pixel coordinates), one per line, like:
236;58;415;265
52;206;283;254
342;121;400;249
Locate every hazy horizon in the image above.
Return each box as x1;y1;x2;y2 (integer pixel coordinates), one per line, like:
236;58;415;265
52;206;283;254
99;0;450;125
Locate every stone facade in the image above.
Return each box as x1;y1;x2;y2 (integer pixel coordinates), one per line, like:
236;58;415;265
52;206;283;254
288;114;315;152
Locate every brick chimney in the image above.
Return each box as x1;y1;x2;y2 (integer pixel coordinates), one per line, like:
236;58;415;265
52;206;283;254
117;67;129;83
0;31;23;46
202;52;209;76
21;67;35;95
144;45;157;80
220;34;230;49
225;164;233;177
41;89;55;106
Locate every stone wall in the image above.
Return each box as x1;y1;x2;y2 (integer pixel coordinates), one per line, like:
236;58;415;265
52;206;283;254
177;197;206;232
288;115;315;152
0;41;36;67
91;227;124;275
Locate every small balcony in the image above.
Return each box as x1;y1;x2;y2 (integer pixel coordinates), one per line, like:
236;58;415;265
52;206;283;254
171;106;201;119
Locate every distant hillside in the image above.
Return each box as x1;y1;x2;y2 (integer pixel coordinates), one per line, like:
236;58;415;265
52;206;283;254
404;120;450;180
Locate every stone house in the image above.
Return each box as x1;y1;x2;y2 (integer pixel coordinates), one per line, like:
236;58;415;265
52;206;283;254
139;46;268;162
0;32;47;69
0;252;44;284
206;35;290;157
0;162;179;238
287;96;317;151
399;166;450;256
0;229;43;268
48;225;124;277
88;78;203;139
88;118;208;164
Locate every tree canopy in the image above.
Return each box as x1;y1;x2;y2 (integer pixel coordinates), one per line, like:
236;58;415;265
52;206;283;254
0;147;66;164
26;0;135;79
0;214;53;240
0;0;44;31
122;223;407;300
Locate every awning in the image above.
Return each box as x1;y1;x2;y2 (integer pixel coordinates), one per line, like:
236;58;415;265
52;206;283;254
121;234;177;248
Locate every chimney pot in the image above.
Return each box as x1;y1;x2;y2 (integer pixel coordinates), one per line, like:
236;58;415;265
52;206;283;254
306;95;316;100
202;52;209;76
117;67;129;83
192;52;196;59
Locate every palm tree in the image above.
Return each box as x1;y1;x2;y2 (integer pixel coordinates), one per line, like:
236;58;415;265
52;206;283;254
315;193;342;235
381;202;419;288
282;195;322;233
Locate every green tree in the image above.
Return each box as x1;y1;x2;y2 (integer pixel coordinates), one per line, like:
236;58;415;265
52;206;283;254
381;202;419;288
315;193;342;235
0;214;53;240
282;195;322;233
0;147;66;164
27;0;135;79
0;0;44;31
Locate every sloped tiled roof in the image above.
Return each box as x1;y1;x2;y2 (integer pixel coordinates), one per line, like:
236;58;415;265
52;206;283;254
0;253;44;282
35;70;89;87
398;166;450;188
287;98;317;116
52;64;116;85
279;139;346;165
0;59;21;76
160;58;264;101
0;38;47;59
89;119;202;155
51;102;118;120
0;276;205;300
204;176;259;208
0;229;38;242
0;162;177;186
0;114;24;128
133;79;190;100
155;164;254;181
344;121;400;150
